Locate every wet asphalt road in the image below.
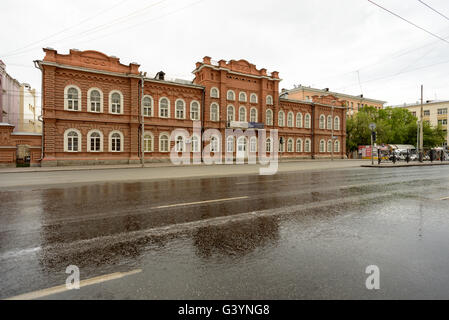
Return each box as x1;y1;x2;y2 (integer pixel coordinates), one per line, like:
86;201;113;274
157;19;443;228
1;165;449;299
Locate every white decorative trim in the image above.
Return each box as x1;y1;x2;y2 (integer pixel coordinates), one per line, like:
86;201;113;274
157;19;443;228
210;102;219;121
87;129;104;152
175;98;186;119
158;97;171;118
210;87;220;98
87;87;103;113
64;85;82;111
190;100;201;120
143;95;154;117
109;90;124;114
109;130;124;152
64;128;82;152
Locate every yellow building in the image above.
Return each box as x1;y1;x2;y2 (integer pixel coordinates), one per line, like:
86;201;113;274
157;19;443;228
18;83;41;133
285;85;386;116
393;100;449;147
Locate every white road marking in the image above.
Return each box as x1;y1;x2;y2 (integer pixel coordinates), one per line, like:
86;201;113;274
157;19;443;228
5;269;142;300
152;196;249;209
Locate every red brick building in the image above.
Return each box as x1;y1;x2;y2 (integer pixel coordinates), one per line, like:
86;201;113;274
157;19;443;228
34;48;346;166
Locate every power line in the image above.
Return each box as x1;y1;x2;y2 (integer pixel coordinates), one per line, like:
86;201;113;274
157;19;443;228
417;0;449;22
367;0;449;46
0;0;130;57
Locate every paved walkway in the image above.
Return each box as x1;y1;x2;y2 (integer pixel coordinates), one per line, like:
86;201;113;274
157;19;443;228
362;162;449;168
0;159;369;189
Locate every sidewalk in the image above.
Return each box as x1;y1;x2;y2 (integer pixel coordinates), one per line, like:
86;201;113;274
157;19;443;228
361;162;449;168
0;158;364;174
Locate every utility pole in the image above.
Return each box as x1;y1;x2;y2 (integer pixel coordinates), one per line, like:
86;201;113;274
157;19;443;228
140;72;146;167
419;85;424;162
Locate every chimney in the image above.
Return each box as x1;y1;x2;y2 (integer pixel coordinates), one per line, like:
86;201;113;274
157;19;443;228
203;56;212;64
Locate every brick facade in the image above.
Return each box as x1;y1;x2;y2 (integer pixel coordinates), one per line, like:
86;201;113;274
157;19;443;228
34;48;346;166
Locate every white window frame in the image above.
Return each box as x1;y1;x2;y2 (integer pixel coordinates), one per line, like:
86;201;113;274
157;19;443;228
227;90;235;101
287;112;294;127
144;132;154;152
334;140;340;153
334;116;340;131
159;133;170;153
266;109;273;126
266;138;272;152
109;90;124;115
109;130;124;152
64;128;82;152
266;95;273;105
296;113;303;128
239;92;247;102
226;136;235;153
210;135;220;153
305;138;311;153
87;87;103;113
87;129;103;152
190;100;200;120
175;135;185;152
327;115;332;130
64;85;82;111
250;107;257;123
210;87;219;98
175;99;186;119
296;138;303;152
305;113;311;128
319;114;325;129
239;106;247;122
287;138;293;152
319;139;325;153
227;105;235;122
159;97;170;118
143;95;154;117
210;103;219;121
250;93;258;104
278;111;285;127
250;136;257;153
191;135;200;153
327;140;332;152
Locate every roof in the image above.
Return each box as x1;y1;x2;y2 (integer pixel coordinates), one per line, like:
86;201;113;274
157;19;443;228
286;85;386;104
391;100;449;108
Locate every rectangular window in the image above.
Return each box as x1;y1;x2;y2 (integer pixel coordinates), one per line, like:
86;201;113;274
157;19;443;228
438;119;447;125
424;110;430;116
438;108;448;115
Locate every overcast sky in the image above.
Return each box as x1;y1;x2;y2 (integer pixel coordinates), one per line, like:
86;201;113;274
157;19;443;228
1;0;449;106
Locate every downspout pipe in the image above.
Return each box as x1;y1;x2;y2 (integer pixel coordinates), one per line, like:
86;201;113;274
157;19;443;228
34;60;44;164
201;87;205;163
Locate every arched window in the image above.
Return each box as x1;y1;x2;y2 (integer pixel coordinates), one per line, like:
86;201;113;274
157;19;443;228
110;91;123;114
226;136;235;153
239;106;246;122
250;108;257;122
334;116;340;130
210;87;219;98
144;133;153;152
239;92;247;102
319;114;325;129
305;138;311;152
305;113;311;128
88;88;102;113
296;139;303;152
143;96;153;117
159;134;170;152
327;140;332;152
64;129;81;152
190;101;200;120
327;115;332;130
227;105;235;122
109;131;123;152
159;97;170;118
237;136;247;153
175;99;185;119
266;109;273;126
250;136;257;153
266;138;272;152
266;95;273;105
287;138;293;152
334;140;340;152
296;113;303;128
278;111;285;126
227;90;235;101
319;139;325;153
175;136;184;152
250;93;258;103
210;103;219;121
279;138;285;152
87;130;103;152
210;136;219;152
65;86;81;111
287;112;294;127
191;135;200;152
